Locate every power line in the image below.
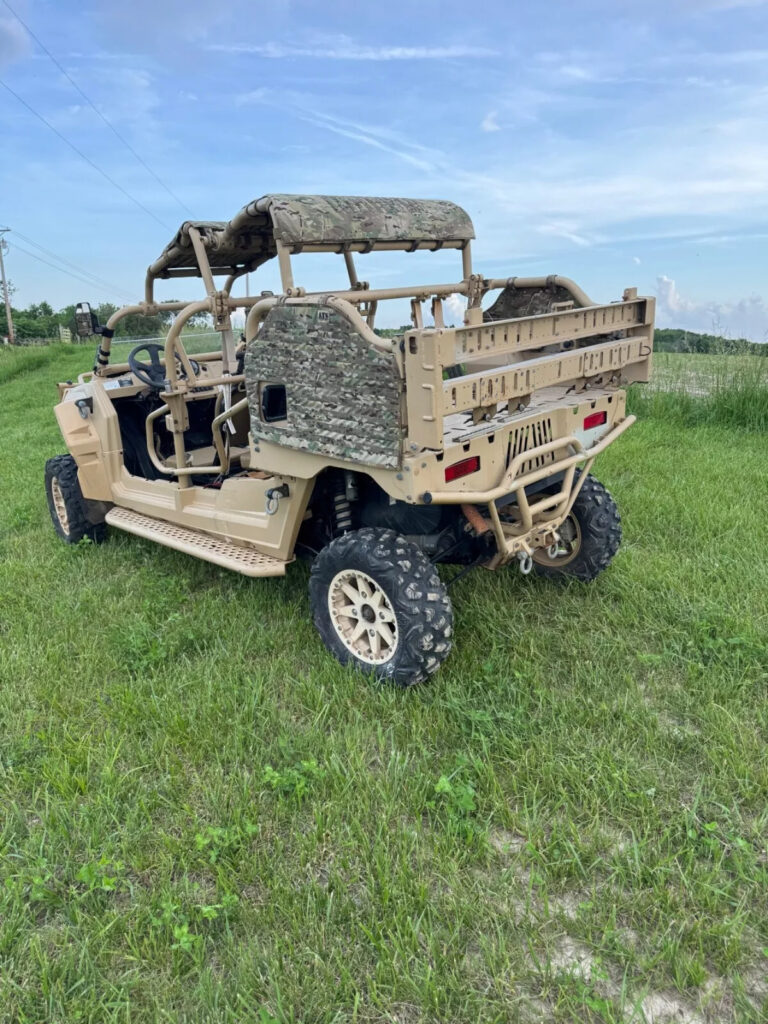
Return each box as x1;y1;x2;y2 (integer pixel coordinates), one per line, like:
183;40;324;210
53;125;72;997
1;0;192;217
0;78;173;231
9;230;135;300
11;241;134;299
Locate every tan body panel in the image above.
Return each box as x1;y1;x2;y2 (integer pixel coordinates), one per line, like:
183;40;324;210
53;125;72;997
250;389;628;502
56;377;311;563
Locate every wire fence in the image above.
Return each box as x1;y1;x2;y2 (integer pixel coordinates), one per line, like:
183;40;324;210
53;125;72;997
7;331;225;349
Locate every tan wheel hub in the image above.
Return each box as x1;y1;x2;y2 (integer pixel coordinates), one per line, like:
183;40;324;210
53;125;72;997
51;477;71;535
327;569;399;665
533;513;581;567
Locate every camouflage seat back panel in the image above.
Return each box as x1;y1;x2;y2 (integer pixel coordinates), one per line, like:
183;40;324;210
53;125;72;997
484;284;576;321
245;305;402;469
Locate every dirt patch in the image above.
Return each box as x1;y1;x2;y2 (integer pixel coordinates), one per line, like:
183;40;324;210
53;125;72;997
489;827;526;855
382;1002;430;1024
655;710;702;739
637;991;705;1024
546;891;590;921
601;824;633;857
742;965;768;1008
549;935;599;979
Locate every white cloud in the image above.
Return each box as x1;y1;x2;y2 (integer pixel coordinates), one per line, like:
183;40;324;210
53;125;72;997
632;256;642;264
537;222;593;247
235;88;270;106
95;0;236;47
656;275;768;342
694;0;768;8
445;293;467;323
0;15;29;69
481;111;500;132
253;83;768;265
291;108;439;173
210;39;496;61
43;65;164;150
559;64;595;80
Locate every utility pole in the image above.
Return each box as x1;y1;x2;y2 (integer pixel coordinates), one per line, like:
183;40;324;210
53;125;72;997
0;229;14;344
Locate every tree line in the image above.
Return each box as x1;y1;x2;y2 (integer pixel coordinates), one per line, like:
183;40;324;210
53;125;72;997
653;328;767;356
376;326;768;355
2;298;766;354
1;299;210;341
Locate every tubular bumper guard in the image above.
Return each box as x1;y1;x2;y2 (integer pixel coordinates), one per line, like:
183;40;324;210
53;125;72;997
424;415;635;566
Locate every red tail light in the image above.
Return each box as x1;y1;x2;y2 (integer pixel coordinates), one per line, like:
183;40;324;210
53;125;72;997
583;410;607;430
444;456;480;482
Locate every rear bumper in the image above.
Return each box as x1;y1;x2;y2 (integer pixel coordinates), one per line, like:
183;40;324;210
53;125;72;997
423;414;635;566
423;414;634;506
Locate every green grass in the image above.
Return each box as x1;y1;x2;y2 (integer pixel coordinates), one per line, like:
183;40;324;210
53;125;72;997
1;347;767;1023
629;352;768;431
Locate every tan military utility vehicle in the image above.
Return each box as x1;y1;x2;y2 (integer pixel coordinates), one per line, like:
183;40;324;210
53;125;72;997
47;195;654;685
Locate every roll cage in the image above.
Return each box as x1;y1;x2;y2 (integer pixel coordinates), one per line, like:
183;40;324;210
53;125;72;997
81;193;649;496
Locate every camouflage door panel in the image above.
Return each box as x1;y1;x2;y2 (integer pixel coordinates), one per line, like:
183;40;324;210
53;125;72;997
245;304;402;468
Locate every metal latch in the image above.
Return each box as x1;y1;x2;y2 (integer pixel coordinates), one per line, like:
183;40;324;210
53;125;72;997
75;397;93;419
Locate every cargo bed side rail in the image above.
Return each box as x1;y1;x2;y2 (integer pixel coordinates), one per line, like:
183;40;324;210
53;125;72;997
404;293;655;450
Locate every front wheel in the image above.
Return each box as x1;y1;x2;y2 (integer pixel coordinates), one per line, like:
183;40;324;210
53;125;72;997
532;474;621;582
309;528;453;687
45;455;107;544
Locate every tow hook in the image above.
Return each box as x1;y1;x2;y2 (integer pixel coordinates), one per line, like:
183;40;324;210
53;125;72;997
546;533;561;559
265;483;290;516
517;550;533;575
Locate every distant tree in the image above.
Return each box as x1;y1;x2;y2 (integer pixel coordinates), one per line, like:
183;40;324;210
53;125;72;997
3;300;59;339
54;300;211;340
654;328;767;356
375;325;413;339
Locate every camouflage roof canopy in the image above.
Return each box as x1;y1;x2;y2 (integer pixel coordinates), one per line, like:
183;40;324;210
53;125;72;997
147;194;475;281
261;194;474;249
146;215;277;282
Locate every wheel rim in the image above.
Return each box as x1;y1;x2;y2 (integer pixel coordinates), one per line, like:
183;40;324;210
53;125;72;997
51;476;70;535
533;513;581;567
327;569;399;666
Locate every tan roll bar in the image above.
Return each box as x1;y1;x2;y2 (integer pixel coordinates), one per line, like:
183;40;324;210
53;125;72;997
95;192;602;488
485;275;595;309
106;275;601;483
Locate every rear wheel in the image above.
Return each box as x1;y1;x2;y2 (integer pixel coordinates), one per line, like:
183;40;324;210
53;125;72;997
45;455;107;544
309;528;453;686
532;474;621;582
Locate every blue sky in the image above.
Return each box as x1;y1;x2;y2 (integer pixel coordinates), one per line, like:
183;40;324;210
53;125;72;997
1;0;767;338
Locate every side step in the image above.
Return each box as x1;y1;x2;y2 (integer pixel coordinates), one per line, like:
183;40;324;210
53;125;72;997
105;507;288;577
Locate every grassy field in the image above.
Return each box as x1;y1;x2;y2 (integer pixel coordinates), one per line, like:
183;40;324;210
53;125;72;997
1;345;767;1023
633;352;768;432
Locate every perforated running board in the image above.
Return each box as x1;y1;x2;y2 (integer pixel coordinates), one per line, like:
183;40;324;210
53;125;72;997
105;507;288;577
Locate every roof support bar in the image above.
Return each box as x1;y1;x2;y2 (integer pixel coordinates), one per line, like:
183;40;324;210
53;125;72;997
343;250;359;287
462;242;472;280
276;240;294;292
187;227;217;299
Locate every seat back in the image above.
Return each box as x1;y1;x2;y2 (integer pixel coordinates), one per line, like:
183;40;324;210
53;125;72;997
245;302;402;469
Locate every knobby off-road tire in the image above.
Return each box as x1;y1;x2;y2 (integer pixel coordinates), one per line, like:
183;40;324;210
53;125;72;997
309;527;453;687
45;455;107;544
532;473;621;583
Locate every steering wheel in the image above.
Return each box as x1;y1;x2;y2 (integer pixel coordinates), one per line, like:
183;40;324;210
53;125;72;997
127;343;200;390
